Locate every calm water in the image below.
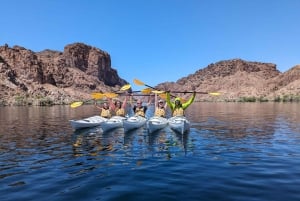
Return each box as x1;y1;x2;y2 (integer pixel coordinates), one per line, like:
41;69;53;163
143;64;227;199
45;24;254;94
1;103;300;201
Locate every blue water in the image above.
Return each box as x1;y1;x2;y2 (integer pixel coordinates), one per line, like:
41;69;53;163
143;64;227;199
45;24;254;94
0;103;300;201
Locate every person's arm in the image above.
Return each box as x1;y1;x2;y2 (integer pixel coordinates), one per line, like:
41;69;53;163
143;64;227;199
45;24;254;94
121;96;128;109
108;98;115;111
182;92;196;109
94;102;103;111
147;94;154;106
166;92;174;111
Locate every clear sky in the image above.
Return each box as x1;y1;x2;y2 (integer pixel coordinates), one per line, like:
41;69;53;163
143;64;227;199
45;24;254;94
1;0;300;90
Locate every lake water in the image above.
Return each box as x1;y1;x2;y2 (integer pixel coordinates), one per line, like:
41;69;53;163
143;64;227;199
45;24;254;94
0;103;300;201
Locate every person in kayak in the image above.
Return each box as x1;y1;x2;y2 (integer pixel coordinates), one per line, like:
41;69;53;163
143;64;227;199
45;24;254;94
131;97;152;117
110;96;128;117
94;100;112;118
166;92;196;116
154;99;167;117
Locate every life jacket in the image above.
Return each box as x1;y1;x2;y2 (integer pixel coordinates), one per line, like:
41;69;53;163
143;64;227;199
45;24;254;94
155;107;166;117
173;107;184;116
101;108;111;118
134;106;146;117
115;108;125;117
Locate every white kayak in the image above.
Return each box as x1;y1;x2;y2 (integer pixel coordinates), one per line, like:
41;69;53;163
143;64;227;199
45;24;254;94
101;116;126;132
168;116;190;134
147;116;168;133
123;116;147;132
69;115;107;130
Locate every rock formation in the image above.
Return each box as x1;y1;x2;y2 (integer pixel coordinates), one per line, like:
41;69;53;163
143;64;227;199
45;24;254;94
156;59;300;102
0;43;128;106
1;42;299;105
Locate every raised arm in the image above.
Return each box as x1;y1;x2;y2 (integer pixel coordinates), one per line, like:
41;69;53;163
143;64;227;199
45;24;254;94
94;101;102;111
166;92;174;111
122;96;128;109
108;98;116;111
182;92;196;110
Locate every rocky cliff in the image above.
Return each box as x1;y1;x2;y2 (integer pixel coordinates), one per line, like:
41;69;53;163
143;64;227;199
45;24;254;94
156;59;300;102
0;43;128;106
1;42;299;105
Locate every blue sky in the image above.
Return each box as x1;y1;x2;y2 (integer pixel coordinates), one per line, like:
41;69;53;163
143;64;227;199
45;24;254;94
1;0;300;90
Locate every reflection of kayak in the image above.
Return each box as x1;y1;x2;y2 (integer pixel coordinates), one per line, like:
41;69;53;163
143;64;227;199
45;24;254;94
123;116;147;132
168;116;190;134
101;116;126;132
69;116;107;130
147;116;168;133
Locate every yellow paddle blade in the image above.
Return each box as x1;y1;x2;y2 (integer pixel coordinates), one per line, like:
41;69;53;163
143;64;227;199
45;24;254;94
120;84;131;91
70;101;83;108
152;90;165;94
91;93;104;99
133;79;145;86
104;93;118;98
208;92;221;96
180;98;187;103
157;93;185;102
141;88;152;94
158;93;167;99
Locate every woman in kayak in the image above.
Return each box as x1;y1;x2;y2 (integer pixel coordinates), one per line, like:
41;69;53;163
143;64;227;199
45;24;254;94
94;100;112;118
110;96;128;117
166;92;196;116
154;99;167;117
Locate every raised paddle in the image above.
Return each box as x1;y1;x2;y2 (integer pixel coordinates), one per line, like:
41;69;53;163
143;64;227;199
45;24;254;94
71;93;104;108
120;84;131;91
151;90;221;96
70;101;84;108
133;79;177;98
133;79;156;90
71;84;130;108
89;84;131;99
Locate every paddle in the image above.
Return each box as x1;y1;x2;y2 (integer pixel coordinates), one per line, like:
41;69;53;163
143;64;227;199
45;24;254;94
133;79;156;90
71;84;130;108
152;90;220;96
133;78;175;96
120;84;131;91
89;84;131;99
70;101;84;108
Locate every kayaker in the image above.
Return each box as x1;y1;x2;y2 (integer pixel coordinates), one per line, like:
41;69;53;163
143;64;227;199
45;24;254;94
110;96;128;117
154;99;167;117
132;98;151;117
166;92;196;116
94;100;112;118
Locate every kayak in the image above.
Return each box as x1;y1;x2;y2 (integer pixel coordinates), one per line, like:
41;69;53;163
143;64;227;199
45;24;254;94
123;115;147;132
168;116;190;134
147;116;168;133
101;116;126;132
69;115;107;130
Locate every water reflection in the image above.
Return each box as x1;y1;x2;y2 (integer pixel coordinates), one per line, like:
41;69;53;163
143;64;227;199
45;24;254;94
1;103;300;201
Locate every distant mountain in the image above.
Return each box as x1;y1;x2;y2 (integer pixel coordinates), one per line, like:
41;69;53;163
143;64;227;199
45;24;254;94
0;43;128;106
156;59;300;102
1;43;299;106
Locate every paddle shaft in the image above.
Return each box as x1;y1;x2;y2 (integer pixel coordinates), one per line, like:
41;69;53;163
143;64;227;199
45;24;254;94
170;91;206;94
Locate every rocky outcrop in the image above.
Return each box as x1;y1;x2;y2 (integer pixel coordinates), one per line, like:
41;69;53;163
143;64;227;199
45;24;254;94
156;59;300;101
1;42;299;105
0;43;128;106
